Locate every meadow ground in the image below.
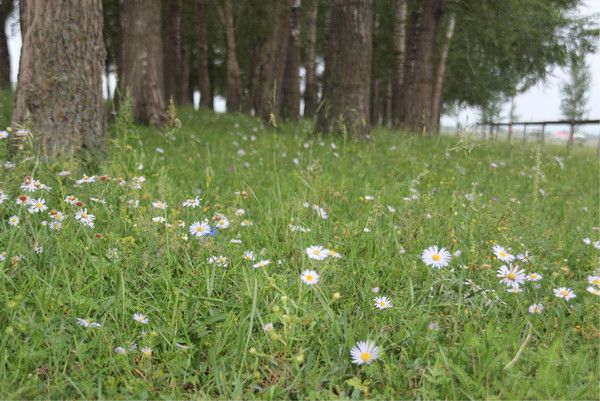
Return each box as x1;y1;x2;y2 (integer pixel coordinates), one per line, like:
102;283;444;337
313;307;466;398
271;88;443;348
0;98;599;399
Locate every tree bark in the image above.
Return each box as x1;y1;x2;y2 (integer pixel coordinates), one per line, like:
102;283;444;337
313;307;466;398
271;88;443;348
219;0;242;113
163;0;184;104
120;0;166;126
391;0;406;126
303;0;318;118
12;0;106;160
316;0;372;137
258;0;289;122
404;0;444;135
196;0;212;109
430;13;455;134
0;0;13;90
282;0;301;121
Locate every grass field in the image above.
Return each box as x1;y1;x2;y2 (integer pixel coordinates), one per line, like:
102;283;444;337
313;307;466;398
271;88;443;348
0;97;599;399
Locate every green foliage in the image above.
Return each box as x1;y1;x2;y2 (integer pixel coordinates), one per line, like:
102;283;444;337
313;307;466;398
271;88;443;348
0;100;598;398
560;52;592;121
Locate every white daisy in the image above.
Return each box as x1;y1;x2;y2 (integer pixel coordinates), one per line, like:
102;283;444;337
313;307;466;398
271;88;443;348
75;209;95;228
189;220;211;238
350;340;379;365
493;245;515;263
528;303;544;314
526;272;543;282
421;246;451;269
152;201;168;210
253;259;270;269
140;346;152;357
373;296;393;310
586;286;600;296
77;318;101;328
243;250;256;261
182;197;201;208
587;275;600;287
213;213;230;229
300;269;319;285
305;245;329;261
133;313;149;324
496;265;526;288
553;287;576;301
8;216;19;226
28;198;48;214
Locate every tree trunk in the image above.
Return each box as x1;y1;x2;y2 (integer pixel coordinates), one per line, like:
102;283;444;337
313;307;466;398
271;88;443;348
316;0;372;137
196;0;212;109
120;0;166;126
163;0;184;104
0;0;13;90
303;0;318;118
396;8;420;126
180;44;191;105
391;0;406;126
259;0;289;122
430;13;455;134
219;0;242;113
282;0;301;121
12;0;106;160
404;0;444;135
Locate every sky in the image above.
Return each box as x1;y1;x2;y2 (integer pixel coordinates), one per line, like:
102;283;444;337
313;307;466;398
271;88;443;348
4;1;600;133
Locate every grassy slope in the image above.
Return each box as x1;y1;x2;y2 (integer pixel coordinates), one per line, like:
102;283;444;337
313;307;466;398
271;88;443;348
0;102;598;399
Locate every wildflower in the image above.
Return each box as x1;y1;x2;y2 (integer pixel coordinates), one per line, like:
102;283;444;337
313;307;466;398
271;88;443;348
140;347;152;358
328;249;343;259
583;238;591;245
182;197;201;208
594;241;600;250
75;209;95;228
152;201;168;210
28;198;48;214
243;251;255;261
493;245;515;263
553;287;576;301
64;195;79;205
253;259;270;269
207;255;228;267
8;216;19;226
262;323;274;333
371;287;380;293
114;346;127;354
300;269;319;285
387;205;396;213
49;210;65;221
374;296;393;310
428;321;440;331
189;220;211;238
0;130;8;139
528;303;544;314
230;239;242;244
350;341;379;365
421;246;451;269
240;219;253;227
588;276;600;287
152;216;166;223
305;245;329;261
497;265;526;288
16;195;29;205
76;175;97;185
213;213;230;229
587;286;600;296
133;313;149;324
77;318;101;328
526;272;543;282
48;221;62;230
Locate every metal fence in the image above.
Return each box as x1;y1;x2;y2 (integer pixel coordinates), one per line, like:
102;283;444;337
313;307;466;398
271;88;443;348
475;119;600;150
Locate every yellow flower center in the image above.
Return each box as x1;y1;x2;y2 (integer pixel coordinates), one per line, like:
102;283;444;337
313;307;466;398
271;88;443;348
593;279;600;285
507;272;516;280
360;352;371;361
306;274;314;282
500;251;507;257
432;254;440;261
36;203;43;208
379;302;385;307
561;290;569;296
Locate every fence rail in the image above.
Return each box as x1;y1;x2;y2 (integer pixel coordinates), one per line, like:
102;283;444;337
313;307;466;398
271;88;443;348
476;119;600;149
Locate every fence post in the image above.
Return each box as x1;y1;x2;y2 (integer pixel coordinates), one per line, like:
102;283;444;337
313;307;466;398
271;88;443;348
540;123;545;145
507;123;512;143
522;124;527;144
567;122;575;150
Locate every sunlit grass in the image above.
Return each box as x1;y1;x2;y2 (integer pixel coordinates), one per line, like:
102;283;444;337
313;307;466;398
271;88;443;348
0;104;598;399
